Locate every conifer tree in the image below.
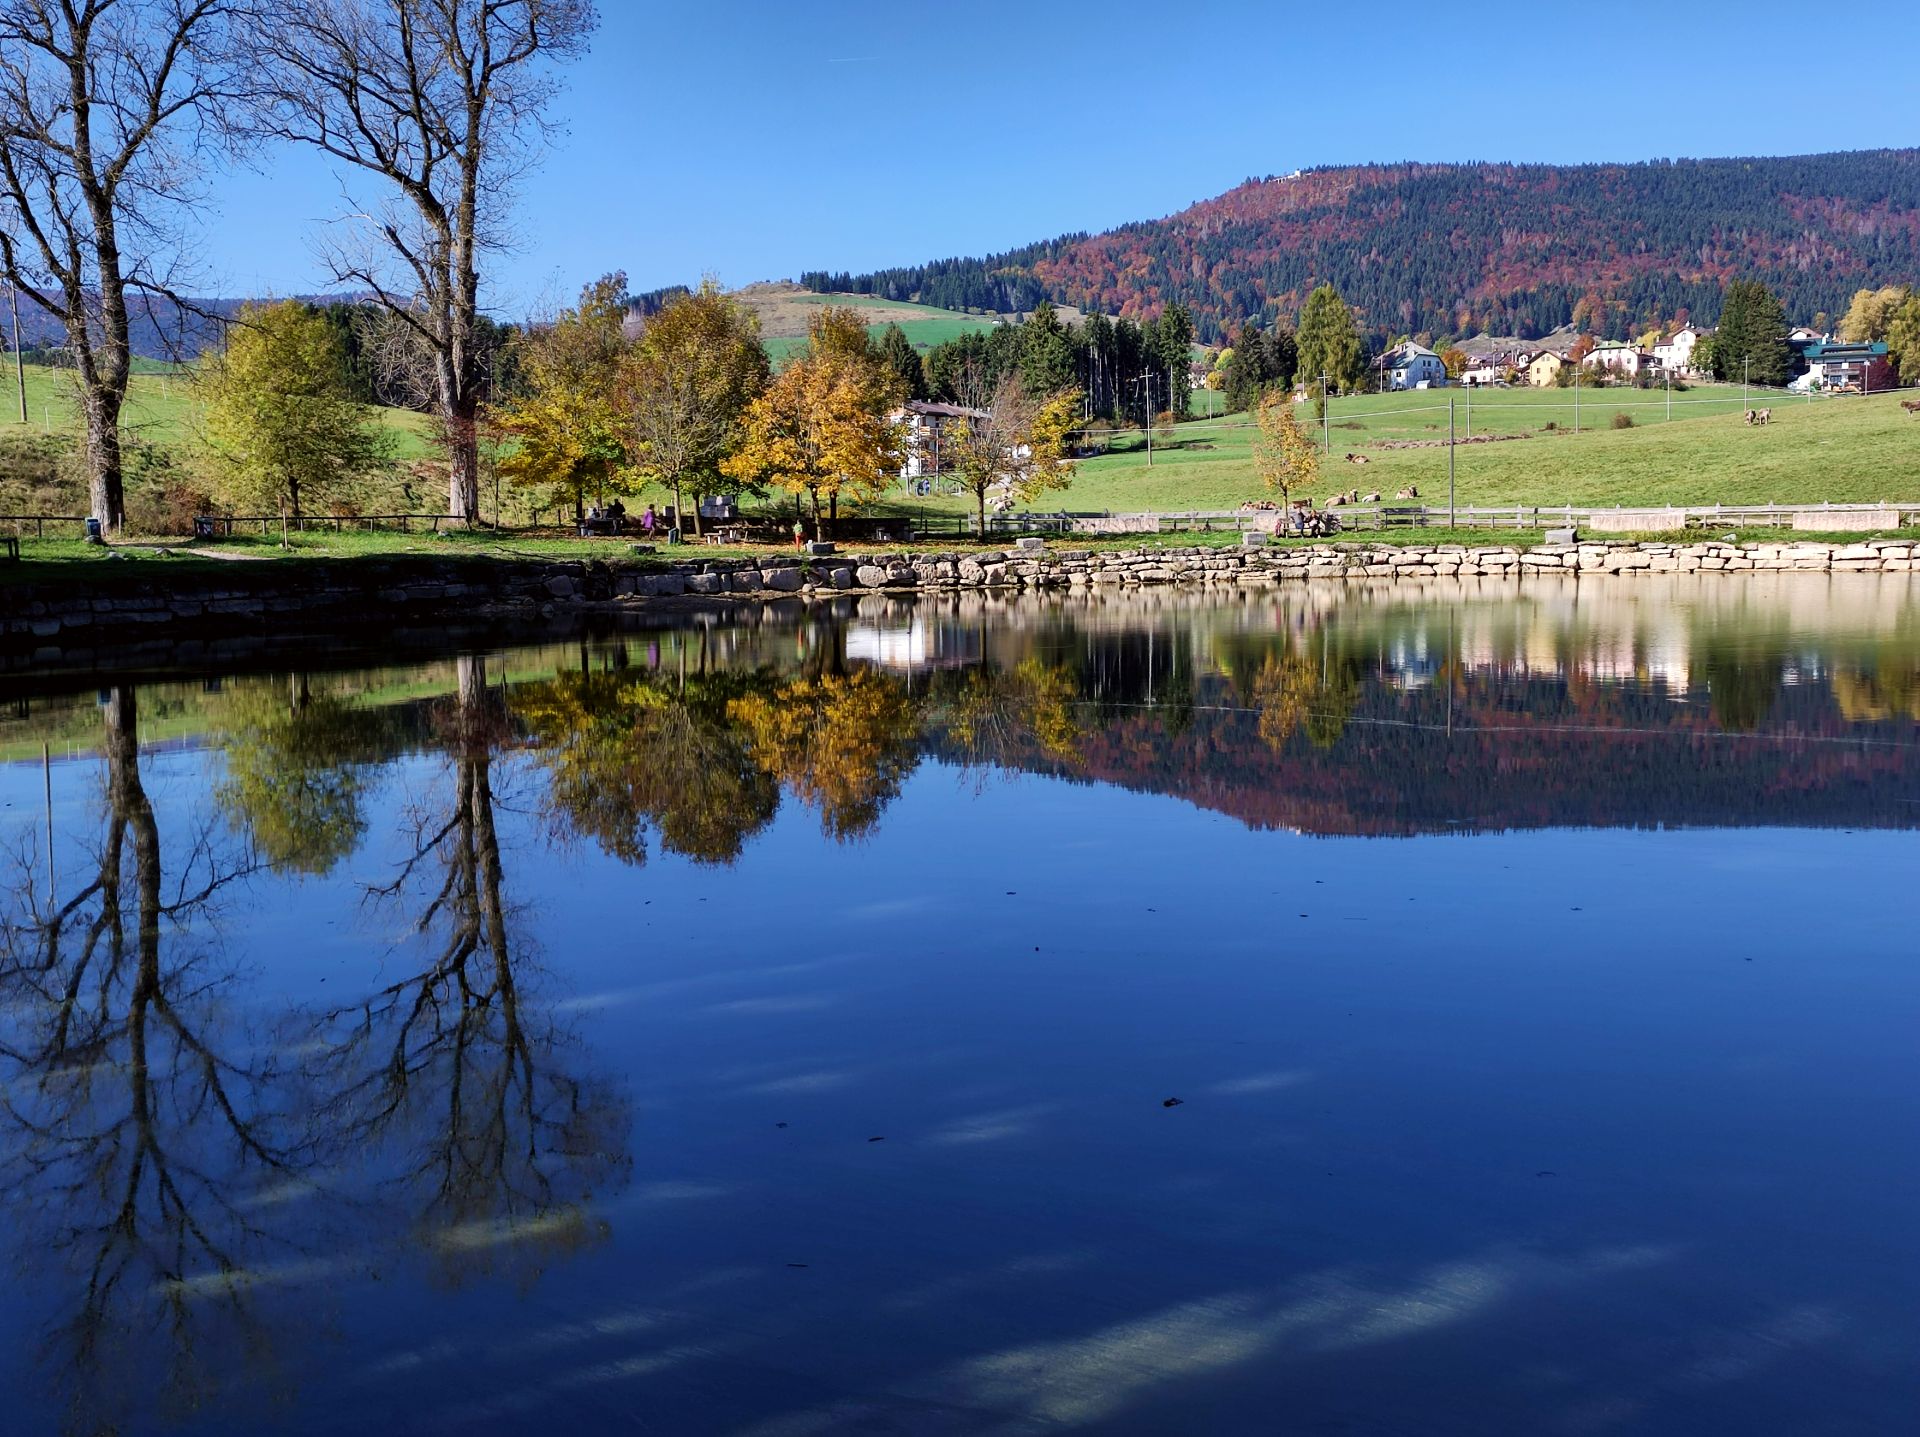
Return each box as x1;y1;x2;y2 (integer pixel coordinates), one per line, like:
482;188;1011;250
1712;280;1791;387
877;323;927;400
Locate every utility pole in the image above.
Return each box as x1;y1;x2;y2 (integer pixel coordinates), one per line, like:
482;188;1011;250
1743;356;1750;409
1321;373;1331;456
1448;395;1456;528
1666;367;1672;422
1574;367;1580;434
7;278;23;425
1138;371;1156;467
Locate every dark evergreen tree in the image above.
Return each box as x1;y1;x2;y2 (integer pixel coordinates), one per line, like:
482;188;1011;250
1712;279;1792;387
1222;323;1272;412
1019;301;1077;396
1151;304;1195;418
877;322;926;400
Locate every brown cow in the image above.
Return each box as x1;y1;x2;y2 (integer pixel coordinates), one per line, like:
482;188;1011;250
1395;486;1419;500
1900;399;1920;414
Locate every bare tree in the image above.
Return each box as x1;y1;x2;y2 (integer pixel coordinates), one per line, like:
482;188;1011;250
243;0;598;523
0;1;237;531
942;364;1078;537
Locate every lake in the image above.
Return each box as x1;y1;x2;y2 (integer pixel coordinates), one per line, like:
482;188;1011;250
1;574;1916;1435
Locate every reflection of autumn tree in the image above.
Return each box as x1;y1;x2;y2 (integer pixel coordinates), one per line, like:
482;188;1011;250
300;656;631;1287
729;668;924;839
216;675;405;876
1832;663;1920;723
0;689;300;1435
518;667;780;866
1247;645;1363;750
946;659;1086;770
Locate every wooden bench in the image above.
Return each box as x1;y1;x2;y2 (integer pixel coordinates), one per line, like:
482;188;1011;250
1;534;18;562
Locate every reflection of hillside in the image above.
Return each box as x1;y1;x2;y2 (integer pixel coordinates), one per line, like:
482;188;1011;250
944;674;1920;837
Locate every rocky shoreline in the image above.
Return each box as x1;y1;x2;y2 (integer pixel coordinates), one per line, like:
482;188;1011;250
5;538;1915;655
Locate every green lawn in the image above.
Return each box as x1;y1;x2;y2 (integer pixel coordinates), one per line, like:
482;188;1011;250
0;362;436;458
896;386;1919;515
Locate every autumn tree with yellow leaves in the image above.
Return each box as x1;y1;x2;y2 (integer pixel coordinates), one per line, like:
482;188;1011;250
492;274;632;523
722;307;904;540
1252;389;1318;504
621;280;770;537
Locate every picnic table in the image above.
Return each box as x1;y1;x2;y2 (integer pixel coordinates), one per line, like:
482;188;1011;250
704;526;746;546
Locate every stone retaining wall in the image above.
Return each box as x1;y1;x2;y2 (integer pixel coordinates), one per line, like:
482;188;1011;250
5;539;1914;650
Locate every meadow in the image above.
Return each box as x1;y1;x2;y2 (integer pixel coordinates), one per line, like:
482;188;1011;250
879;384;1920;517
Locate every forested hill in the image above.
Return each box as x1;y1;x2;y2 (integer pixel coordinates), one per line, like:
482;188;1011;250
804;150;1920;343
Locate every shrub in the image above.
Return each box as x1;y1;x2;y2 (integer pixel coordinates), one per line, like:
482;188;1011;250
1611;412;1634;429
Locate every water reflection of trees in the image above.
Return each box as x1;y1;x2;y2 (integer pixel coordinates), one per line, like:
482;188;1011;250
297;656;633;1287
216;675;407;875
0;688;302;1434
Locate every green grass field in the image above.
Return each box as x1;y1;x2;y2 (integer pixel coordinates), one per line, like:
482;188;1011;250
0;362;437;458
870;386;1919;517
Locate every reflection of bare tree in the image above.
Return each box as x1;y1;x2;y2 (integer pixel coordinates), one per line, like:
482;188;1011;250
301;656;631;1286
0;689;300;1435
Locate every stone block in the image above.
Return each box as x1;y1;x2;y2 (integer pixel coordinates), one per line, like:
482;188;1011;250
1792;509;1902;532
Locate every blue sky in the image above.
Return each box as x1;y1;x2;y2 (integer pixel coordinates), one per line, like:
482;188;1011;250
206;1;1920;315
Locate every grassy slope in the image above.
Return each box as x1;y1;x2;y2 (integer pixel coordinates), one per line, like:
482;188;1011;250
888;387;1920;516
0;362;437;460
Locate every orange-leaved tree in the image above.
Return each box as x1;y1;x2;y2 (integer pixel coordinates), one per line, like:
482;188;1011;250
722;307;903;540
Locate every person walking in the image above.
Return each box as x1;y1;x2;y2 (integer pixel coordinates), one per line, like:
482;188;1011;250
792;519;806;550
641;504;657;538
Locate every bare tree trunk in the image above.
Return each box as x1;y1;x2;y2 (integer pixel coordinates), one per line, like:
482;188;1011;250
0;5;227;534
248;1;598;530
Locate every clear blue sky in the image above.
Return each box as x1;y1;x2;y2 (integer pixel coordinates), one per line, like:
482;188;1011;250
206;1;1920;316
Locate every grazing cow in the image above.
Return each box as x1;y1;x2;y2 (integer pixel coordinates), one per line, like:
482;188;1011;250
1344;452;1370;465
1901;399;1920;415
1395;485;1419;500
1753;408;1771;426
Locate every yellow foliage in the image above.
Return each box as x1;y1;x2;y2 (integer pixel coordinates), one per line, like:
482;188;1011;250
727;670;922;839
1252;390;1318;502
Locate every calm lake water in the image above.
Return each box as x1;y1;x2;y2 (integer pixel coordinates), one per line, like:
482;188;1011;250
1;575;1916;1435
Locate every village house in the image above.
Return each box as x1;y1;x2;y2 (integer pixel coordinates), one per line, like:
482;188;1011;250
1459;361;1505;387
1791;340;1894;393
896;400;988;479
1652;325;1704;374
1526;351;1566;387
1377;342;1449;390
1582;340;1653;379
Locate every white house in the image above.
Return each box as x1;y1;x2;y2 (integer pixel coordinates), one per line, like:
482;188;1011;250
896;400;987;479
1459;362;1505;387
1652;326;1703;374
1378;342;1448;390
1583;340;1651;378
